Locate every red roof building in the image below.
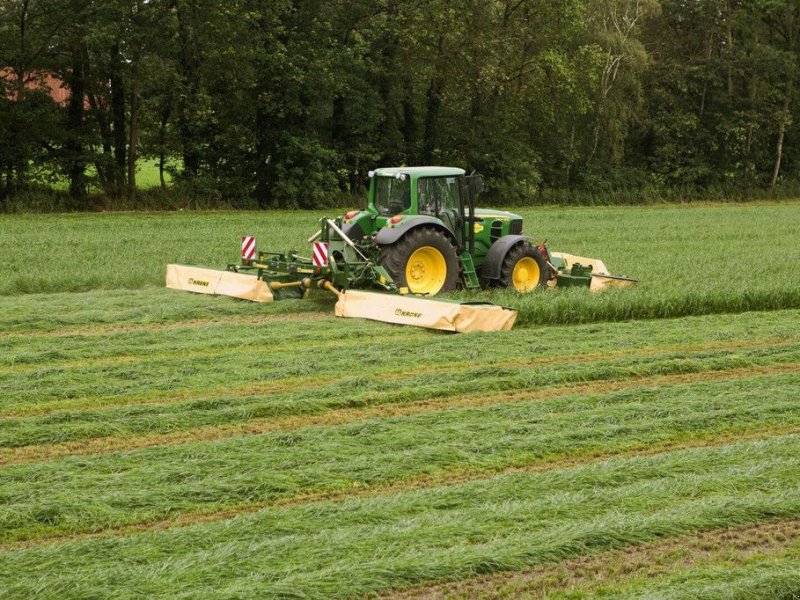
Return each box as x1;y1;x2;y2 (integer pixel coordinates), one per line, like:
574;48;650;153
1;69;72;106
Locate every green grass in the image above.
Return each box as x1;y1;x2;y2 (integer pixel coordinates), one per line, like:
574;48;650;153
1;371;798;544
1;202;799;325
49;159;172;192
0;313;798;448
1;435;800;597
2;204;800;597
614;561;800;600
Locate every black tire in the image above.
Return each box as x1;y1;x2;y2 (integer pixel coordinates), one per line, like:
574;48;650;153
378;226;460;296
499;242;549;293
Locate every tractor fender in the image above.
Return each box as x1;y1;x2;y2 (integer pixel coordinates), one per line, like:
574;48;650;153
375;217;455;246
480;235;529;280
327;221;366;243
340;221;366;241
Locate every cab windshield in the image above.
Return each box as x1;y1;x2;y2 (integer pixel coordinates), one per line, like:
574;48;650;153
374;176;410;216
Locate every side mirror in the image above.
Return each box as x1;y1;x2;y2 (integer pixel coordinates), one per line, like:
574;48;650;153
467;174;484;196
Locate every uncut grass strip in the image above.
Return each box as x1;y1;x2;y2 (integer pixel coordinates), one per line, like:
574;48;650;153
387;518;800;599
6;423;799;553
2;436;800;598
3;363;799;466
510;287;800;327
3;332;798;420
2;345;799;447
1;373;799;544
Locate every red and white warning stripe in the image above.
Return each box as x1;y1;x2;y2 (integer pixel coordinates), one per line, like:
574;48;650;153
312;241;329;267
241;236;256;260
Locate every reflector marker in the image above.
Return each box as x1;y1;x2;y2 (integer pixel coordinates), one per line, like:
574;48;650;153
241;236;256;260
312;242;329;267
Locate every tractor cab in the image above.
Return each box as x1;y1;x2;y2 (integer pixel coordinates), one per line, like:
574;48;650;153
363;166;516;257
339;166;547;296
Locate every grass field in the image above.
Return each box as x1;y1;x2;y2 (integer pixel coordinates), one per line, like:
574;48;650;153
1;202;800;597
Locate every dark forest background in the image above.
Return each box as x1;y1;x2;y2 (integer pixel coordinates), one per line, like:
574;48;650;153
2;0;800;210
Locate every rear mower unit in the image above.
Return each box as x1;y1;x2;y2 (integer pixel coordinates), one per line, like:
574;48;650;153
167;166;636;332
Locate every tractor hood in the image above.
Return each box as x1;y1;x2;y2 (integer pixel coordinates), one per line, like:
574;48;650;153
472;208;523;221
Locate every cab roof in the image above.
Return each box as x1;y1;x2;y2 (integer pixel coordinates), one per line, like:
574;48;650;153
373;166;465;178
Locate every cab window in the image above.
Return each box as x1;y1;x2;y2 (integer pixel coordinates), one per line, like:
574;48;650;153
417;176;460;215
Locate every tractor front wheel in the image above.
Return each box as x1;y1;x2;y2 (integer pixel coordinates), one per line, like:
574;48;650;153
500;242;549;293
379;227;459;296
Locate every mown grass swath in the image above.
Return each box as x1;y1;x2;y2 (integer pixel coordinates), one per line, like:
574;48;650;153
1;343;798;450
614;559;800;600
1;370;799;544
1;306;798;446
392;517;800;600
1;205;800;598
391;519;800;599
1;436;799;598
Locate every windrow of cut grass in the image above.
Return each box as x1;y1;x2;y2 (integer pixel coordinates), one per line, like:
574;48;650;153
1;372;798;544
612;561;800;600
3;363;797;466
1;342;798;451
2;293;798;371
3;302;797;385
389;518;800;599
2;308;798;443
1;202;799;325
1;435;799;598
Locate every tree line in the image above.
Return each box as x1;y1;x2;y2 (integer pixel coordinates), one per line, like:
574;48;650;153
1;0;800;210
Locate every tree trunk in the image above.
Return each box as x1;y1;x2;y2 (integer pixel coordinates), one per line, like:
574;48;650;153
158;102;171;190
128;89;140;197
110;42;127;196
565;125;576;188
423;77;443;164
771;78;793;191
66;37;87;205
176;0;201;178
87;90;116;196
725;0;734;97
699;33;714;117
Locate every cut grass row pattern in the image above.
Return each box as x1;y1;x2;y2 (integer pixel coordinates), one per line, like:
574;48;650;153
1;371;798;545
390;518;800;599
1;435;799;598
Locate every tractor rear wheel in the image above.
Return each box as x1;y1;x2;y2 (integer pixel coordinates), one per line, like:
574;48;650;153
500;242;549;293
379;227;459;296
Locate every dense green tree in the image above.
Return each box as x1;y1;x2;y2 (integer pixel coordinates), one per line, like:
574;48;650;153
4;0;800;209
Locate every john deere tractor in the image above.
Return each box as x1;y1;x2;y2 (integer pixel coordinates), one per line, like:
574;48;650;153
169;165;633;306
339;166;549;295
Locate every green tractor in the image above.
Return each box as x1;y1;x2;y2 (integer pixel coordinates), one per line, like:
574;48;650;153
339;166;550;296
168;165;634;313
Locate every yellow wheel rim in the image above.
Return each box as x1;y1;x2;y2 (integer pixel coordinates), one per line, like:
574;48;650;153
512;257;540;293
405;246;447;295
